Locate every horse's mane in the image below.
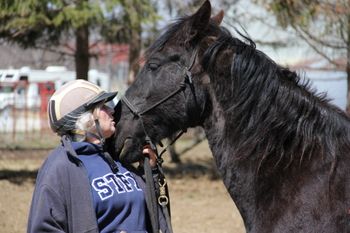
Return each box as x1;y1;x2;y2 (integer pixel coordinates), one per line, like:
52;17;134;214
201;25;350;175
144;14;350;176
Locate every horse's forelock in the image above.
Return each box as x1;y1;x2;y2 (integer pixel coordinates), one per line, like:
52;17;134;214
145;16;196;60
145;14;222;61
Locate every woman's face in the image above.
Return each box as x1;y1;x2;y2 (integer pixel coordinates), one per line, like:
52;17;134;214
97;104;116;139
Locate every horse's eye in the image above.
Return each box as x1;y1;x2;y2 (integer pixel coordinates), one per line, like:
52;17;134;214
147;62;160;71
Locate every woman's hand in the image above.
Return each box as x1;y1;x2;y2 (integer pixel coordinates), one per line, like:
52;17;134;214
142;145;157;168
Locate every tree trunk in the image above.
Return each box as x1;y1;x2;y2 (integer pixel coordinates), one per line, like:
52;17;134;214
127;25;141;85
347;53;350;115
346;13;350;115
75;25;89;80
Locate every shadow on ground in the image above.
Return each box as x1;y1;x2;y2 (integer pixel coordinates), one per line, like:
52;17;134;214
0;169;37;185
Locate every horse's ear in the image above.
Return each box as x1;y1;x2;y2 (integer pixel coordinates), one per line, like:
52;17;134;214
211;10;224;25
188;0;211;39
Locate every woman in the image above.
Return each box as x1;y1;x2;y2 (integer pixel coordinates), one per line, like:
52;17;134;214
27;80;167;233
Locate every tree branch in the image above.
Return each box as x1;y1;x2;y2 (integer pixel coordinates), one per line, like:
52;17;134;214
294;27;343;68
295;25;346;49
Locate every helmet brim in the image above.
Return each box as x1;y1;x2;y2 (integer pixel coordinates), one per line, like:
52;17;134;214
84;91;118;109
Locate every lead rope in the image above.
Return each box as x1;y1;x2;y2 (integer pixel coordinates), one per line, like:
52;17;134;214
156;162;173;233
143;156;160;233
121;96;173;232
144;137;173;233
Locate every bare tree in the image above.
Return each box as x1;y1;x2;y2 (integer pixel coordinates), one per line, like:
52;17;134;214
254;0;350;112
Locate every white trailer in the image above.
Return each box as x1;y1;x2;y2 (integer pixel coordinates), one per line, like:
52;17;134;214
0;66;110;110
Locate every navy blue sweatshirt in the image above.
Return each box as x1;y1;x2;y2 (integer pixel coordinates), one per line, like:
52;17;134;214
27;137;170;233
74;142;147;233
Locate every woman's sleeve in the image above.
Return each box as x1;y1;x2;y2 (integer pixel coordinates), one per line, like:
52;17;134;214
27;184;67;233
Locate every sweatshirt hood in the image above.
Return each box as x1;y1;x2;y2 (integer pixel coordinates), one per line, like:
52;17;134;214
70;141;103;155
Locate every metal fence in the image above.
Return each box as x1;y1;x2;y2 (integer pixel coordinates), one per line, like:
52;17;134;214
0;105;59;148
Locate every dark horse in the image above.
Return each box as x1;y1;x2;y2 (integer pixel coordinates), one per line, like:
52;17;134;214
113;1;350;232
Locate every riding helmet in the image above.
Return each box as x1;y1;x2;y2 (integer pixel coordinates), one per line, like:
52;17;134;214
48;79;118;136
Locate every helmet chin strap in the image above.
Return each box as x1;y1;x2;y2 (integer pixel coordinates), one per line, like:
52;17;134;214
89;107;106;146
85;118;118;174
93;118;106;146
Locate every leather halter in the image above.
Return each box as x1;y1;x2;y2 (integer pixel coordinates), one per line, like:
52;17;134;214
120;48;199;233
121;47;199;150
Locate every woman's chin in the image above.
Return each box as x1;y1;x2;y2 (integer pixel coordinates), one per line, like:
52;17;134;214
104;129;116;139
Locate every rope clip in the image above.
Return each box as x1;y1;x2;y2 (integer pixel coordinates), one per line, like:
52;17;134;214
158;178;169;206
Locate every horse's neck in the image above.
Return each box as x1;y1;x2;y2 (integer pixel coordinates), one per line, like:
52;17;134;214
202;91;258;230
202;83;350;232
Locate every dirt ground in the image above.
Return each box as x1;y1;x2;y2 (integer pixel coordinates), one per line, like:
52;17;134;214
0;140;245;233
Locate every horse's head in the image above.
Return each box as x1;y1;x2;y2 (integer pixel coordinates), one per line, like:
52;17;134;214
114;0;224;164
